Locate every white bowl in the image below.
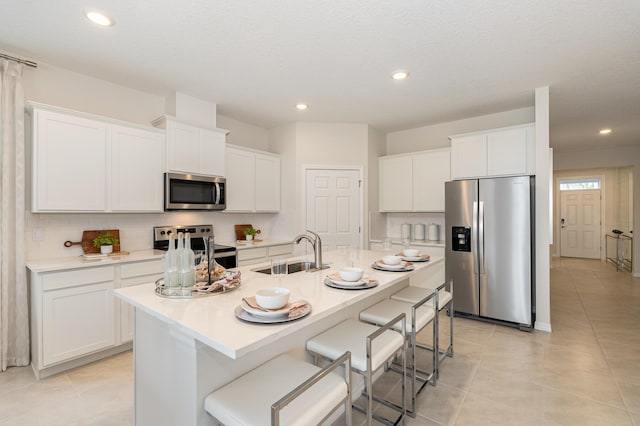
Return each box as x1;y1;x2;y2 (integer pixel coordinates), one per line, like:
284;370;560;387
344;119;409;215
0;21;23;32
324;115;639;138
402;248;420;257
382;255;402;266
339;267;364;282
255;287;290;309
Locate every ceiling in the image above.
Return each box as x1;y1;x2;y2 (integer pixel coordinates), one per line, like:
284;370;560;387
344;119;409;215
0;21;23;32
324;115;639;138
1;0;639;152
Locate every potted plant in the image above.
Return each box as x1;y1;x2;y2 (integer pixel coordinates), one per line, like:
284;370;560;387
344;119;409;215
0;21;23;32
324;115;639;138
93;233;120;254
243;227;260;241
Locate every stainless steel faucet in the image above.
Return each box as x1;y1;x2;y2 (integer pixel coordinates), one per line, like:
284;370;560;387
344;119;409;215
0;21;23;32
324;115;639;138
293;230;326;271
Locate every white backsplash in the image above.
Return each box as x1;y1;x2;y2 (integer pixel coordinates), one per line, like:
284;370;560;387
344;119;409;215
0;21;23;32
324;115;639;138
25;211;291;261
386;213;445;242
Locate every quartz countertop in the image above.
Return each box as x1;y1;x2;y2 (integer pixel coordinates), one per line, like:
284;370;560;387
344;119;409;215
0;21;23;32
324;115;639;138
115;249;444;359
26;249;165;273
221;239;293;249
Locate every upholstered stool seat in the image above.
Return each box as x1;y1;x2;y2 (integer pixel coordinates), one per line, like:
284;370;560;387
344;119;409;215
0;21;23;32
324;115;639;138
360;295;437;417
205;352;351;426
306;317;406;425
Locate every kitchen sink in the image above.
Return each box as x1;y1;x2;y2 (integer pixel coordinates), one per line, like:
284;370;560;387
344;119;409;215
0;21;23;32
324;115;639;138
252;261;328;274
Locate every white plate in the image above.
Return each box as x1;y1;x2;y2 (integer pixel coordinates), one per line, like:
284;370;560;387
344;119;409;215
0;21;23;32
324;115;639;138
374;260;407;270
235;303;311;324
401;255;430;262
241;299;299;319
327;274;369;287
324;278;378;291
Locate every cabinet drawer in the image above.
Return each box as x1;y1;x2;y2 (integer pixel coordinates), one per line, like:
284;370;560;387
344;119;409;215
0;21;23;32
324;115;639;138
42;266;114;291
268;244;293;256
121;259;163;278
237;247;268;261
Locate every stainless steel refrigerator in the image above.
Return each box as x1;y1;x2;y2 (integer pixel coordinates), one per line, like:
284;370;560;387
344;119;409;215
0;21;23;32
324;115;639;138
445;176;535;329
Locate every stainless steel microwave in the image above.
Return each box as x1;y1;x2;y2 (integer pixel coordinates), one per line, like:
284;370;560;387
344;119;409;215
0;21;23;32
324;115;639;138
164;172;226;211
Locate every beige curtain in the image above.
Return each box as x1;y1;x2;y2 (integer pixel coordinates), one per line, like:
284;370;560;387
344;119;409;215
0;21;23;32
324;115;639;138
0;58;29;371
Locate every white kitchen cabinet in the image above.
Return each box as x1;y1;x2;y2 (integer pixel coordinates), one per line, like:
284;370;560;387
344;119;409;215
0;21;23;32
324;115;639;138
29;107;108;212
110;125;164;212
40;266;115;367
28;255;163;378
412;149;451;211
237;243;293;267
27;102;165;213
450;123;535;180
153;116;228;177
119;260;163;343
225;145;281;212
379;148;450;212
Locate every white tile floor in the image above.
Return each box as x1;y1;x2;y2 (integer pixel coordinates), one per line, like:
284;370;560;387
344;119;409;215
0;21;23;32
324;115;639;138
1;257;638;425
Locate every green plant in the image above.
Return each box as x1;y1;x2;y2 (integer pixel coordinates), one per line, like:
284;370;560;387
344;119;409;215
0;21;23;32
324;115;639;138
243;227;260;237
92;233;120;248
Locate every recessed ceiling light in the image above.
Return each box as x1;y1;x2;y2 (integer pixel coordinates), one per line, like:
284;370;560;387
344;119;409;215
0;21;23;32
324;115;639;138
84;9;114;26
391;70;409;80
296;103;308;111
599;128;612;135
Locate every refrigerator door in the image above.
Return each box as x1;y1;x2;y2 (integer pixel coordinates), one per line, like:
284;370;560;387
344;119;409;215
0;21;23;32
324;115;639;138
445;179;479;316
479;176;532;325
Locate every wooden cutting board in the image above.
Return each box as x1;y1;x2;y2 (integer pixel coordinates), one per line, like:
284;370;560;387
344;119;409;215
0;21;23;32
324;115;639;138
81;229;122;254
234;224;262;242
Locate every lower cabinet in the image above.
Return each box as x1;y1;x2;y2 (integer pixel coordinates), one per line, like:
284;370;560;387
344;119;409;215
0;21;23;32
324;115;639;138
42;269;115;366
29;257;163;378
237;243;293;267
119;260;163;343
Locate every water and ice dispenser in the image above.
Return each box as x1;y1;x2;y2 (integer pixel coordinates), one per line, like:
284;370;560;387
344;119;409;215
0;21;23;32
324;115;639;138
451;226;471;252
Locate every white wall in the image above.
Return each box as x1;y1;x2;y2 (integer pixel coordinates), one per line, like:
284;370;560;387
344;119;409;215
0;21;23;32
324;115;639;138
555;145;640;276
386;107;535;154
217;114;269;151
367;125;387;245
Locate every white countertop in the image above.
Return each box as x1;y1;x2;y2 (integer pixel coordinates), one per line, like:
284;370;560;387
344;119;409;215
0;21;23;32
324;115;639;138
26;249;165;273
222;239;293;250
115;249;444;359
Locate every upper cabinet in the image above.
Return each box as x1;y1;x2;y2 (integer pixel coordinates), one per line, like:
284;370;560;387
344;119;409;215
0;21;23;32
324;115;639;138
225;145;280;213
152;116;228;177
379;148;450;212
449;123;535;180
27;102;165;213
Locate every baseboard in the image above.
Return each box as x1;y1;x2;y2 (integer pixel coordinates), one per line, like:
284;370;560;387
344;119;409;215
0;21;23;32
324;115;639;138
534;321;552;333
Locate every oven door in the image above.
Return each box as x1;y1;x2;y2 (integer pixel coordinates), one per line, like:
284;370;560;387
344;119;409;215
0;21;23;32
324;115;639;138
164;172;226;211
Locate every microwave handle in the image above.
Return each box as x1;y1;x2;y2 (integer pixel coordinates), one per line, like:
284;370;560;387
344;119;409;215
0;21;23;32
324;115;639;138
214;182;221;204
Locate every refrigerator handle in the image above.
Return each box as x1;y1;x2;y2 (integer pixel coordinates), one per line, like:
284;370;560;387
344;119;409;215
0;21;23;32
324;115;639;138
478;201;485;274
473;201;479;274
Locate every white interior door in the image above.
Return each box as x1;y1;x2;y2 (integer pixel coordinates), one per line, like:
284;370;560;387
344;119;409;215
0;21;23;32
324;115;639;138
560;189;601;259
305;169;361;251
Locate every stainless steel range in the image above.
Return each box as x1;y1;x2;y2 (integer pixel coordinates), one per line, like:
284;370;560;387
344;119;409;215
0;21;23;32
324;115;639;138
153;225;237;269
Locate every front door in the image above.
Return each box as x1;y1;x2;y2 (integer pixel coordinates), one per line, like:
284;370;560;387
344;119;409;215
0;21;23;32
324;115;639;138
560;189;601;259
305;169;361;252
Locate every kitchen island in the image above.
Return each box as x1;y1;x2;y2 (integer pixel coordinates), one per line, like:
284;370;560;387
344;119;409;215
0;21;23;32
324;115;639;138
115;249;444;426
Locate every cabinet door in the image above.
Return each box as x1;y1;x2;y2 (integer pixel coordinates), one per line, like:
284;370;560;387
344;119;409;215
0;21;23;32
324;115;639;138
32;110;107;211
225;148;255;211
487;127;528;176
111;125;164;212
379;156;412;211
255;154;280;212
42;281;115;366
450;134;487;179
413;150;450;211
199;129;226;176
119;274;160;343
166;121;200;173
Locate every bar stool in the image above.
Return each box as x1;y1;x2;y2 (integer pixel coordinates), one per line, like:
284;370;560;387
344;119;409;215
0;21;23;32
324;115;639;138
204;352;352;426
306;316;406;426
391;280;454;379
359;291;437;417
